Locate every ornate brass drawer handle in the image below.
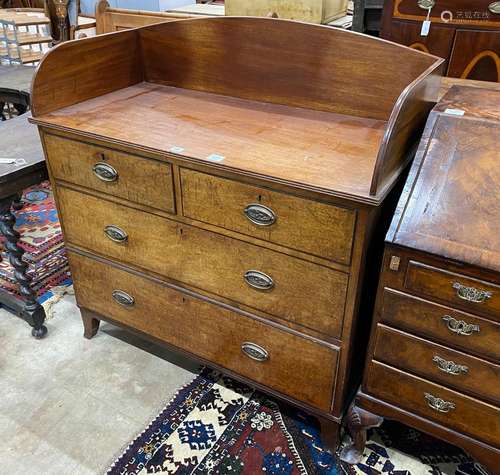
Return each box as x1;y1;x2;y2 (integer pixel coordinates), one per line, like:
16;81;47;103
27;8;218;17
452;282;492;303
243;204;276;226
244;270;274;290
93;162;118;182
442;315;480;336
104;225;128;243
424;393;456;413
112;289;135;307
417;0;435;9
241;342;269;362
432;355;469;376
489;1;500;13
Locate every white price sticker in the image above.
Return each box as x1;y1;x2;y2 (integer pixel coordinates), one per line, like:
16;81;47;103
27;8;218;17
421;20;431;36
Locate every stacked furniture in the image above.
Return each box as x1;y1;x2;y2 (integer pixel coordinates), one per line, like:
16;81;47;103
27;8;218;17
352;0;383;33
224;0;348;23
30;17;443;447
0;9;50;64
381;0;500;82
343;86;500;472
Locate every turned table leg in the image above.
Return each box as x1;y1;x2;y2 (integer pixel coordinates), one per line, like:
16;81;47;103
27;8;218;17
0;196;47;338
340;402;383;464
81;309;100;339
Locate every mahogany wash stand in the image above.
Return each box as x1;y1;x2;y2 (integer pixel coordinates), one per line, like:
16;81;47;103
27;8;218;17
29;17;444;449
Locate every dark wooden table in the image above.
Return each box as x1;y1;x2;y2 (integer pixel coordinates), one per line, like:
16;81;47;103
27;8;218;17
0;64;35;119
0;113;48;338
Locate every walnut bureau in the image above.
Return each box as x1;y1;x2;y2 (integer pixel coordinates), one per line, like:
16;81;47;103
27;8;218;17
30;17;443;446
344;86;500;471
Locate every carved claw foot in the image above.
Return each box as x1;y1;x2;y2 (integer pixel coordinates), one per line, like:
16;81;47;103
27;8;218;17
340;402;383;464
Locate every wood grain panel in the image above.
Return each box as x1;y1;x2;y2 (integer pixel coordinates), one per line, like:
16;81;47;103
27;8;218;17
69;251;338;411
57;187;348;336
448;30;500;82
383;20;455;62
44;134;175;213
365;361;500;446
405;261;500;320
373;325;500;404
380;289;500;362
30;30;142;116
34;84;388;202
180;168;356;264
139;17;437;121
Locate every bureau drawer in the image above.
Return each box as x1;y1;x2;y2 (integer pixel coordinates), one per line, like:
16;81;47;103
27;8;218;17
373;325;500;405
58;187;348;337
180;168;356;264
69;251;338;411
405;261;500;320
365;361;500;447
44;134;175;212
381;289;500;362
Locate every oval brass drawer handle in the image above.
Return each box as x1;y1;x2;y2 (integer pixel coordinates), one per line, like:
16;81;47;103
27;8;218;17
424;393;456;413
442;315;480;336
489;1;500;13
93;162;118;182
241;342;269;362
452;282;492;303
112;289;135;307
244;204;276;226
432;355;468;376
104;225;128;243
244;270;274;290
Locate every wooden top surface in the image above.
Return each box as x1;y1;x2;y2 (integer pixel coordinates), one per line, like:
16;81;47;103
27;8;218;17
390;86;500;273
33;82;388;203
0;113;45;184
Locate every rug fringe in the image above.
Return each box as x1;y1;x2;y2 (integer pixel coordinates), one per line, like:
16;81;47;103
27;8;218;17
42;284;74;320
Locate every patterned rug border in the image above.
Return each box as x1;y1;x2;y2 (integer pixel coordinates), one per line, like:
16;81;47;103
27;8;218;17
106;369;205;475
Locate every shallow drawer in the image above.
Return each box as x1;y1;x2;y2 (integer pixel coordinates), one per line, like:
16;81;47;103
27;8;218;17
180;168;356;264
44;134;175;212
373;325;500;405
405;261;500;320
69;251;338;411
381;289;500;362
58;187;348;337
365;361;500;447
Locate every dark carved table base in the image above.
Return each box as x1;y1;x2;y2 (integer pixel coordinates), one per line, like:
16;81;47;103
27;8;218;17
0;194;47;338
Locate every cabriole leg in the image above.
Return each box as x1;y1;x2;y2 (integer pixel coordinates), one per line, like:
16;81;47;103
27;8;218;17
340;402;383;464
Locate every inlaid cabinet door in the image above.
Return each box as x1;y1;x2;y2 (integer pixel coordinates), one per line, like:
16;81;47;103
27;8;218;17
392;0;498;27
448;29;500;81
382;20;455;62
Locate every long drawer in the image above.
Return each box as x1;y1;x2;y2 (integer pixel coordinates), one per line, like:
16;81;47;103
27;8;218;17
180;168;356;264
405;261;500;320
44;134;175;213
373;325;500;405
69;251;338;411
365;361;500;447
381;289;500;361
58;187;348;337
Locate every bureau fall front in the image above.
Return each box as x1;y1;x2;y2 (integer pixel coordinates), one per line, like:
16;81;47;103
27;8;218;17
30;17;443;447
